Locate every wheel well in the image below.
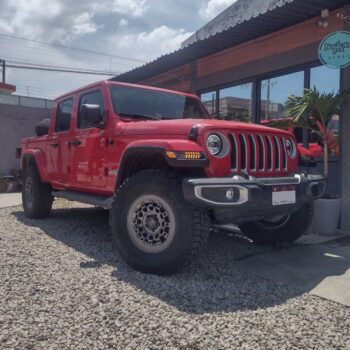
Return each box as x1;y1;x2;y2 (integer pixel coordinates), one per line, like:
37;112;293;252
22;155;37;173
21;155;49;185
116;150;206;189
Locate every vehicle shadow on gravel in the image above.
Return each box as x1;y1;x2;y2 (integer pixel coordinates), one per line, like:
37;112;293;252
13;206;306;314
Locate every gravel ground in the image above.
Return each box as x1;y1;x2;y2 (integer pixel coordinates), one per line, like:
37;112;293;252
1;200;350;350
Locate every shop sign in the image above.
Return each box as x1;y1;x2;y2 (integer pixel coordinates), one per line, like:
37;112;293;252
318;31;350;69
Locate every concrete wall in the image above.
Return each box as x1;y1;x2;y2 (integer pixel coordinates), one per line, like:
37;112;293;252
0;103;51;176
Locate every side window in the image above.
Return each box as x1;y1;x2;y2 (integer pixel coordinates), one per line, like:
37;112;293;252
55;98;74;132
78;90;105;129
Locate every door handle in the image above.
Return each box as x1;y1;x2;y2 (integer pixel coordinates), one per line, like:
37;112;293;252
50;141;58;148
68;140;82;147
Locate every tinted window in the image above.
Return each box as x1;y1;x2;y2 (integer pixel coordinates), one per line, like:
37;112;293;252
260;71;304;121
55;98;73;132
110;85;209;120
219;83;253;122
78;90;105;129
200;91;217;116
310;66;340;156
310;66;340;94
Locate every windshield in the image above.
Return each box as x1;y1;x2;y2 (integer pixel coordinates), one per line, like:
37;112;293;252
109;85;210;120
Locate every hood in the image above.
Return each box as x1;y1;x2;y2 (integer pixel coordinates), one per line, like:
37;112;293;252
122;118;293;137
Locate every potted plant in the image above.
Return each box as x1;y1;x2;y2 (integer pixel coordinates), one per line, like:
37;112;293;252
285;88;346;235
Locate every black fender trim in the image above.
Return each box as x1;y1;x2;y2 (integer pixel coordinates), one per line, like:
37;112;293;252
116;146;208;189
120;146;208;168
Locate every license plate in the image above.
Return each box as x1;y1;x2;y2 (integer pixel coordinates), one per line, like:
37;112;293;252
272;185;296;206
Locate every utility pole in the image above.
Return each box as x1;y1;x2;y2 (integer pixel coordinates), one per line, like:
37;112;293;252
0;59;5;83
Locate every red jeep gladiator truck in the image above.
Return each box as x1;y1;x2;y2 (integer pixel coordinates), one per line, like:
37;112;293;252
19;80;324;274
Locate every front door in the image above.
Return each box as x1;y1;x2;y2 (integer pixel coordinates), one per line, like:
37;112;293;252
70;89;108;189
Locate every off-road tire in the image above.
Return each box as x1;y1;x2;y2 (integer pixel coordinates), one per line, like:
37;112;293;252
22;165;53;218
110;170;210;275
239;202;314;245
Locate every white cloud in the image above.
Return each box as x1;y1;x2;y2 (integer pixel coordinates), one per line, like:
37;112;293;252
0;0;214;99
0;0;62;37
200;0;237;20
119;18;130;28
113;0;147;17
72;12;100;35
117;25;193;61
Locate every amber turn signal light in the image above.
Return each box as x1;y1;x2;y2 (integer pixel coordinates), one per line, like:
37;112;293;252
166;151;204;160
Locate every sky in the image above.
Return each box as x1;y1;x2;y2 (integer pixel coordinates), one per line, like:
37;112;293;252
0;0;237;99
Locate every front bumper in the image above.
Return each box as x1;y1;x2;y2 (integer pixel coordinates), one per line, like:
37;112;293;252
183;173;325;224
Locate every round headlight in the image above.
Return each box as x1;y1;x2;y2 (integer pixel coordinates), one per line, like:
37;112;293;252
206;134;222;156
285;139;297;159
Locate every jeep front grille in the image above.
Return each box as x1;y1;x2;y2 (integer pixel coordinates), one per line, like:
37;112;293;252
229;133;288;175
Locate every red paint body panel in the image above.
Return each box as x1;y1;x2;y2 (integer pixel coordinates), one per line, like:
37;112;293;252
20;81;300;197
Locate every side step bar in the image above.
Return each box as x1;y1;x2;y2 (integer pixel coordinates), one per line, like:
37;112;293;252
52;190;113;209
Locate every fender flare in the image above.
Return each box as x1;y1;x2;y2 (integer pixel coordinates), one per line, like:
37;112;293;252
115;146;169;190
116;141;208;189
21;149;49;183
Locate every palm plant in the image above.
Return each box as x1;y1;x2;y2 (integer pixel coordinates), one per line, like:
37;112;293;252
285;88;346;178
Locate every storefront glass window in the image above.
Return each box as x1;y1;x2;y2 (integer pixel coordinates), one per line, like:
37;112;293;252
310;66;340;94
260;71;304;121
309;66;341;157
200;91;217;116
218;83;253;122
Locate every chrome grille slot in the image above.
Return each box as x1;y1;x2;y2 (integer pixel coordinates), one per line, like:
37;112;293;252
248;135;256;171
238;134;247;170
229;132;288;174
273;136;280;170
265;136;273;170
229;134;237;170
257;135;265;170
281;137;287;170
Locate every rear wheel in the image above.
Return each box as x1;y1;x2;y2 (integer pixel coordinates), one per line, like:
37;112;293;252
22;165;53;218
110;170;210;275
239;203;313;245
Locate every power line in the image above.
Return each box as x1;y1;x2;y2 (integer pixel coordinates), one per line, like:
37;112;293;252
2;56;120;73
12;82;63;94
7;58;116;72
14;84;61;95
6;60;119;76
1;44;138;68
0;32;147;64
8;64;113;76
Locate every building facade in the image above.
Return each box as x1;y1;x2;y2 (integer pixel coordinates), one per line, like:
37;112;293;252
113;0;350;231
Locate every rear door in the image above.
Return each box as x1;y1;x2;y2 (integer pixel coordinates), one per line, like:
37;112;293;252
47;97;74;186
70;89;108;189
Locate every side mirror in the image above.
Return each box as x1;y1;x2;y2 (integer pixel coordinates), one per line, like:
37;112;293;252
81;104;102;124
35;118;50;136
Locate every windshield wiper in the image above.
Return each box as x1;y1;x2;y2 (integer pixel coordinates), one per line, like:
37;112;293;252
119;113;161;120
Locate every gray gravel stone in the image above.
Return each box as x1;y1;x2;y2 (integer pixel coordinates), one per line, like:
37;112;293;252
0;200;349;349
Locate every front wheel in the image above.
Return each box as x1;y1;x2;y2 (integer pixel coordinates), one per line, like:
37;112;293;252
110;170;210;275
239;203;314;245
22;165;53;218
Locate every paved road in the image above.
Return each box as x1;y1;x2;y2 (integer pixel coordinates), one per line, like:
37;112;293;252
235;236;350;306
0;192;22;209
